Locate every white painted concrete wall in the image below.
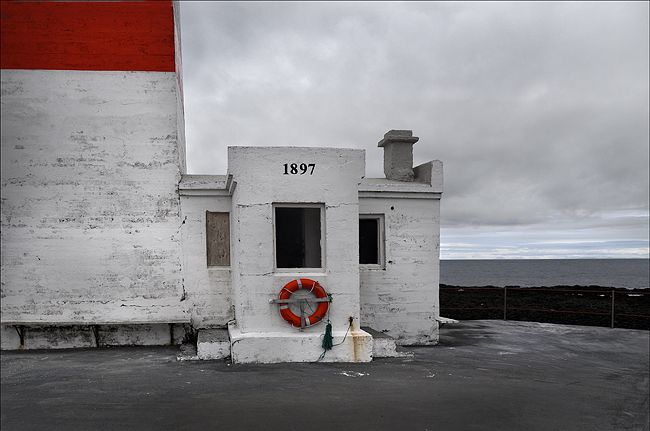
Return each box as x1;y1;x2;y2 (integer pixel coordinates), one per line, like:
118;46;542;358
226;147;373;362
358;160;442;346
228;323;373;363
228;147;365;333
359;196;441;345
176;150;443;353
1;70;187;324
173;1;187;175
179;178;233;328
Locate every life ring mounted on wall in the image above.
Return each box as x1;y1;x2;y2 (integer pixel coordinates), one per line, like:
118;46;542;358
275;278;330;328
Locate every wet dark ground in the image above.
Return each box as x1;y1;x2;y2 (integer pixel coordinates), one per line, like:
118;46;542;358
1;320;648;431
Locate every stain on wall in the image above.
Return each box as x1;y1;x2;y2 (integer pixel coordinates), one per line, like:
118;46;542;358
1;70;187;323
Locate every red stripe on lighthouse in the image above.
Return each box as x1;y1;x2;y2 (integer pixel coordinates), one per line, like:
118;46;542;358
1;1;175;72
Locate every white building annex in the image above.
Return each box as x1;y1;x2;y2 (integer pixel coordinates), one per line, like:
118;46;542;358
0;0;443;363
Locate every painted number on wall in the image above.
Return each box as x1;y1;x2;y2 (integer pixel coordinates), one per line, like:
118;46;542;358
283;163;315;175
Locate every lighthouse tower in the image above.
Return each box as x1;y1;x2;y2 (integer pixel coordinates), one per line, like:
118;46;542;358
1;1;188;338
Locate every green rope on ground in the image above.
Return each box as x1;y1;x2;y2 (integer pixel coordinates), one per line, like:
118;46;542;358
321;321;333;351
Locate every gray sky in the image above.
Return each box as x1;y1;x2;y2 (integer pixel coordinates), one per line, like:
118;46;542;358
179;1;649;259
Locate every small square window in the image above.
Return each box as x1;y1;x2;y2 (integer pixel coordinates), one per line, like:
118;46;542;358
274;205;323;269
359;214;384;267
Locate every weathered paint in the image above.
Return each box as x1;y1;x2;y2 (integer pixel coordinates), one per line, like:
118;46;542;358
226;147;373;363
358;161;443;345
1;0;187;345
228;322;373;363
0;323;184;350
361;326;403;358
0;1;175;72
23;326;96;349
1;77;442;360
196;328;230;360
0;70;187;324
172;1;186;175
98;323;181;346
0;326;21;350
179;176;233;328
378;130;419;181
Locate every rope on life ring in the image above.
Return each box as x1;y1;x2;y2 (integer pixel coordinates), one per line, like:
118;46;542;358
277;278;330;328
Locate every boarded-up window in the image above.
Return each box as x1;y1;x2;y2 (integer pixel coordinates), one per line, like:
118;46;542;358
206;212;230;267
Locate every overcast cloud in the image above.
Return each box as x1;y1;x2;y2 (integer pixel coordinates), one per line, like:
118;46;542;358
179;1;649;259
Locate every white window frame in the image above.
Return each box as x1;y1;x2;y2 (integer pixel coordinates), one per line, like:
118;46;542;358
359;214;385;270
273;203;326;273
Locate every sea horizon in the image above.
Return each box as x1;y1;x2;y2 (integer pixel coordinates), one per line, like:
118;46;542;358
441;257;650;260
440;258;649;289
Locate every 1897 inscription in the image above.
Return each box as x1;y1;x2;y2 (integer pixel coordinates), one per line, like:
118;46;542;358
283;163;315;175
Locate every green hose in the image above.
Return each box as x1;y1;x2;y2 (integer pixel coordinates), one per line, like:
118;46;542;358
321;321;333;350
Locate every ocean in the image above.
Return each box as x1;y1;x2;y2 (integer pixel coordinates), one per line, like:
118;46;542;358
440;258;650;289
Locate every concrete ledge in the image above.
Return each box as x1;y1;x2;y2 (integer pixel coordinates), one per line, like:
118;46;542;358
197;328;230;360
228;322;373;363
25;326;95;350
359;178;440;193
0;323;188;350
435;316;459;326
178;174;234;196
99;324;180;346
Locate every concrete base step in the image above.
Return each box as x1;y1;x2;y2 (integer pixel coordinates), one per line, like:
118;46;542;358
362;326;411;358
197;328;230;360
177;343;199;361
227;322;372;363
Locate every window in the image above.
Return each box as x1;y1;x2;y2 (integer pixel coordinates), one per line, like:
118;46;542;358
206;211;230;267
274;205;323;269
359;215;384;267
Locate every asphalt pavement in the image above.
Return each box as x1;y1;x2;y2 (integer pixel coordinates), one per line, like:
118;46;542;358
1;320;648;431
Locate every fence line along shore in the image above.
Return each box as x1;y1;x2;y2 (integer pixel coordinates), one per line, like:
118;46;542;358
440;285;650;330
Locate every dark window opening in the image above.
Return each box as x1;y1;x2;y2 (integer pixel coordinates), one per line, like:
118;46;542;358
359;218;379;264
275;207;321;268
206;211;230;267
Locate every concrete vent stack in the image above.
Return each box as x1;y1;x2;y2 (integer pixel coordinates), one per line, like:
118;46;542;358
378;130;419;182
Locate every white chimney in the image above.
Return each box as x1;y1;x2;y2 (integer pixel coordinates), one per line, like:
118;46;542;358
378;129;418;181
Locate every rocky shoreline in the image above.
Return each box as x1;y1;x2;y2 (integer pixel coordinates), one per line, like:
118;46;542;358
440;285;650;330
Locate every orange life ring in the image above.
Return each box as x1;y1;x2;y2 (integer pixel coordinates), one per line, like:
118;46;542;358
278;278;330;328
